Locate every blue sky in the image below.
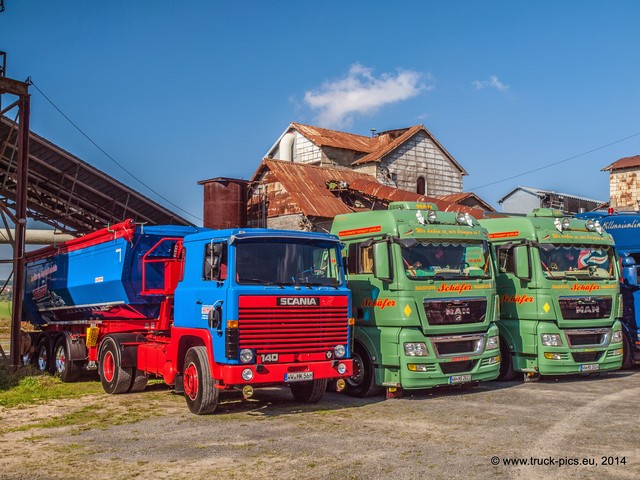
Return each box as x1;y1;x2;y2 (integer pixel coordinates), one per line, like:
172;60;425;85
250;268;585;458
2;0;640;225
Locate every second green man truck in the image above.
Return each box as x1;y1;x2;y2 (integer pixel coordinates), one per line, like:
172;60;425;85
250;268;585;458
480;209;624;381
331;202;501;398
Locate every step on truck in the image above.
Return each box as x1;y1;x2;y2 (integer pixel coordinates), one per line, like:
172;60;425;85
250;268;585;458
331;202;501;398
24;220;353;414
479;209;624;381
576;210;640;368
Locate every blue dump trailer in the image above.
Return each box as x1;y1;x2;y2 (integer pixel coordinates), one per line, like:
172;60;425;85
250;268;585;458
24;220;354;414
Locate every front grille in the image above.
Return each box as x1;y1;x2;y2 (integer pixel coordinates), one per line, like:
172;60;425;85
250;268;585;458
435;340;479;356
238;296;349;355
424;297;487;325
431;334;485;358
441;360;477;374
565;328;610;348
572;351;603;363
559;296;612;320
568;334;602;346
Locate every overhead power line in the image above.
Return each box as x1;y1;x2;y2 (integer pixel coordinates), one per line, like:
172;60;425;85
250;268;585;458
469;130;640;191
27;78;203;222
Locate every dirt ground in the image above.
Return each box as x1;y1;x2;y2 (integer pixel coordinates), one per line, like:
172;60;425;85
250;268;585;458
1;368;639;480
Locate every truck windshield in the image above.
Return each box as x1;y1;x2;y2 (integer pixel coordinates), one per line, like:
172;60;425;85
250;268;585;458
400;240;492;280
539;244;615;280
235;239;343;286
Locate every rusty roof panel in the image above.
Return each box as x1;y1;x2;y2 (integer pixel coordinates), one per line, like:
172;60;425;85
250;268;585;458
352;125;420;165
291;122;374;152
250;159;377;219
348;178;486;219
602;155;640;171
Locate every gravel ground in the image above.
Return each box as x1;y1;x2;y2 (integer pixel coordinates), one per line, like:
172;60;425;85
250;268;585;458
1;369;639;480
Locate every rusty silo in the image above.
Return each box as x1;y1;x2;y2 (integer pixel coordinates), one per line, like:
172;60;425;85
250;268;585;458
198;177;249;229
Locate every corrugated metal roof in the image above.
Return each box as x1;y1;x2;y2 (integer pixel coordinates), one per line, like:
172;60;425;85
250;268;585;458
601;155;640;172
351;125;467;175
436;193;496;212
347;178;486;219
497;186;604;205
0;115;192;233
290;122;374;152
250;159;377;218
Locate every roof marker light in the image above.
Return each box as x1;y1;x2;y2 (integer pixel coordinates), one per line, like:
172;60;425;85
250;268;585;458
427;210;438;223
595;220;603;235
562;218;570;230
416;210;426;225
554;218;563;232
456;212;467;225
464;212;474;227
586;219;596;231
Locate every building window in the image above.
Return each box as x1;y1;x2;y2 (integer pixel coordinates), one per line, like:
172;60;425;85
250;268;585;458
417;177;426;195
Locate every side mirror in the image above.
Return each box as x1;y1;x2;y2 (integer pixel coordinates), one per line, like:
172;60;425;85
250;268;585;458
373;241;391;281
513;245;531;281
622;256;638;286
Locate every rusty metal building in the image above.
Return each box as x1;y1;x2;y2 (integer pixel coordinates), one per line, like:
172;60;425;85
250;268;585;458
265;122;467;197
244;159;490;233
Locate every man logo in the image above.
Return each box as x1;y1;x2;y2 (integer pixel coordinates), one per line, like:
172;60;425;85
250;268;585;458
277;297;320;307
325;351;333;359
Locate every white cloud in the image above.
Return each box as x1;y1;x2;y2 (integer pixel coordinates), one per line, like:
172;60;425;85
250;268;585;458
473;75;510;91
304;64;430;128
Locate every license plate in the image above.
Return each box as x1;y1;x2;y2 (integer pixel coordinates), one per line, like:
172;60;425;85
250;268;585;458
579;364;599;372
285;372;313;382
448;374;472;384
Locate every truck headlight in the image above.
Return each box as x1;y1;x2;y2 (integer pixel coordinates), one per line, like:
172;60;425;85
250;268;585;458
404;342;428;356
611;330;623;343
486;335;499;351
334;344;346;359
541;334;562;346
239;348;255;364
241;368;253;381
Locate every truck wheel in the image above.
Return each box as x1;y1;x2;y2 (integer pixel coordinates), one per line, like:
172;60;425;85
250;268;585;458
53;337;80;382
128;369;149;393
498;339;516;381
99;337;133;394
621;334;634;370
35;337;53;374
183;346;219;415
290;378;328;403
345;347;382;398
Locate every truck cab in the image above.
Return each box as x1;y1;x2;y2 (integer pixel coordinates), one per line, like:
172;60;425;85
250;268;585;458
332;202;501;398
480;209;624;381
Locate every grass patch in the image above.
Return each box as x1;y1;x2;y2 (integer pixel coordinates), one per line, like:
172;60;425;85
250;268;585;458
0;365;104;408
0;301;10;335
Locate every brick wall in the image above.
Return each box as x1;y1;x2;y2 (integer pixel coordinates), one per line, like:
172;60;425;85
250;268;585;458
609;168;640;208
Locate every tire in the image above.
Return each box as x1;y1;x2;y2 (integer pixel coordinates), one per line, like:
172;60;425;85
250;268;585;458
35;337;53;374
53;336;80;382
498;338;516;381
129;369;149;393
345;346;382;398
290;378;328;403
99;336;133;394
621;333;634;370
183;346;219;415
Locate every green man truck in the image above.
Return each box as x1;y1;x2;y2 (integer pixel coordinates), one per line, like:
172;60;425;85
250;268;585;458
479;209;624;381
331;202;501;398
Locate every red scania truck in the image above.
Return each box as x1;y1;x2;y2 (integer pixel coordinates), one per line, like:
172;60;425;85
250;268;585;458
24;220;353;414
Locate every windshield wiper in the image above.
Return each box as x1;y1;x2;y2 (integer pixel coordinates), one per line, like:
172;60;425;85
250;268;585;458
239;278;282;287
